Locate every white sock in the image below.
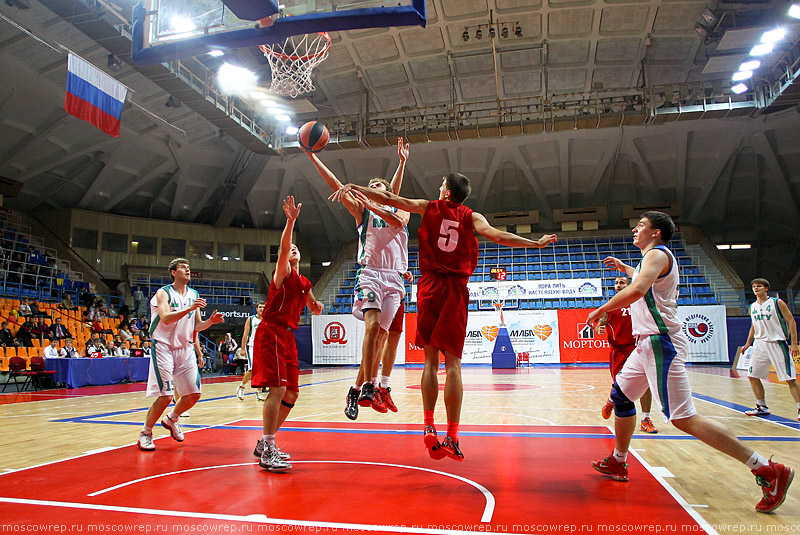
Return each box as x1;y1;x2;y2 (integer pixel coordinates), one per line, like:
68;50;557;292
746;451;769;470
642;412;650;420
353;383;361;391
795;402;800;410
380;375;391;389
613;449;628;463
756;399;767;407
167;412;177;421
372;376;379;386
262;434;275;446
142;425;152;434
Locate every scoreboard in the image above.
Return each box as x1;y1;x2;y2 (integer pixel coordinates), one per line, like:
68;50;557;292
489;267;507;281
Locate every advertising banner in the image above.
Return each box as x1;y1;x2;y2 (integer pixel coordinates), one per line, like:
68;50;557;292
461;310;560;364
201;304;253;326
678;305;729;363
312;314;405;365
557;309;612;364
410;279;603;303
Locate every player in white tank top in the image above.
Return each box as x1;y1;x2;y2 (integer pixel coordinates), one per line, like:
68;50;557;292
236;302;266;402
137;258;224;452
306;137;411;419
740;278;800;419
585;213;793;512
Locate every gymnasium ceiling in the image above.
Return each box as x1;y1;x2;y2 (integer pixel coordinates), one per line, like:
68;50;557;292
0;0;799;284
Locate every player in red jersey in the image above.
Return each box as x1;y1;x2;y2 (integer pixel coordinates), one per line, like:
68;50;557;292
332;173;557;461
253;196;324;472
597;275;657;433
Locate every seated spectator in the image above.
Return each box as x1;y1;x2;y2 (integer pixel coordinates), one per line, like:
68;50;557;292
43;338;66;358
86;338;107;358
34;318;50;342
49;318;72;340
218;333;238;365
140;340;152;358
62;338;80;358
118;320;134;343
60;294;77;311
0;321;15;347
18;298;32;318
133;315;149;337
107;340;127;357
90;319;113;336
29;301;48;319
15;319;35;347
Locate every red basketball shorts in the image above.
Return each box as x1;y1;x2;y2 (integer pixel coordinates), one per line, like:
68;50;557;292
251;320;299;392
609;344;636;378
415;273;470;358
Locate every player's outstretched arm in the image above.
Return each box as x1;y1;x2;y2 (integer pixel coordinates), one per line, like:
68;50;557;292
274;196;300;289
472;212;557;248
350;189;410;228
306;289;324;316
390;137;410;195
331;184;429;214
603;256;635;277
586;248;669;327
303;149;364;221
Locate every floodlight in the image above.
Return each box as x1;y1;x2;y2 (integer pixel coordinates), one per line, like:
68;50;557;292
731;83;748;94
732;71;752;81
749;43;774;56
760;28;785;44
790;3;800;18
462;29;469;42
501;26;509;38
475;28;482;40
739;60;760;71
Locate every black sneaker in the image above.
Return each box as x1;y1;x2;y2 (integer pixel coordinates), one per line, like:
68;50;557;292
345;387;360;420
254;439;290;460
358;382;376;407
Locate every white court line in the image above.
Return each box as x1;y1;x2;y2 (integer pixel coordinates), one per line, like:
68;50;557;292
0;496;510;535
88;460;495;523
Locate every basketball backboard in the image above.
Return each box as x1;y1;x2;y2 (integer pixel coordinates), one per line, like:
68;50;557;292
131;0;426;66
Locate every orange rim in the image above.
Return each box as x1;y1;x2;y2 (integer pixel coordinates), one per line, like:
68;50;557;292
259;32;331;62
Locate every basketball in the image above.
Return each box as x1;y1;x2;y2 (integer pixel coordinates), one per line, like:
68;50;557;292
298;121;330;152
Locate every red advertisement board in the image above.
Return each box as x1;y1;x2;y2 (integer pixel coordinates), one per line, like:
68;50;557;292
557;309;611;364
403;312;425;364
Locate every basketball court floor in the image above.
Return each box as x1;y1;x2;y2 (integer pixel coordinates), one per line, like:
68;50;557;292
1;365;797;534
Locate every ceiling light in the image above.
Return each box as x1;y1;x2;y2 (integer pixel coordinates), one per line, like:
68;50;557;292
694;23;708;39
739;60;760;71
250;91;270;100
716;244;730;250
475;28;482;40
285;125;299;135
462;29;469;42
488;26;496;39
106;54;122;73
165;95;182;108
208;49;224;57
749;43;773;56
732;70;753;81
266;106;282;115
790;3;800;18
514;25;523;37
760;28;785;44
275;114;291;122
501;26;509;38
217;63;257;94
322;261;331;267
700;8;718;27
731;244;751;250
731;83;748;94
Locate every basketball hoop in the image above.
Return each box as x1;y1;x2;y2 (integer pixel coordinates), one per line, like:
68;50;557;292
259;32;331;98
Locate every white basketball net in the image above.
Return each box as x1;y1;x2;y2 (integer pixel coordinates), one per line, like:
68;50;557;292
259;32;331;98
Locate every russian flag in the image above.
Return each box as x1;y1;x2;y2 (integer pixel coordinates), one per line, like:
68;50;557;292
64;53;127;137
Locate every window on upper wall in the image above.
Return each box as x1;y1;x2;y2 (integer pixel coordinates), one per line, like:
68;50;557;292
101;232;128;253
161;238;186;257
72;228;98;249
243;244;266;263
269;245;279;263
189;241;214;260
131;236;157;255
218;242;240;261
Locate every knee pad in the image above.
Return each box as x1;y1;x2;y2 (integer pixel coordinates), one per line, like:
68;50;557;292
281;400;295;409
610;383;636;418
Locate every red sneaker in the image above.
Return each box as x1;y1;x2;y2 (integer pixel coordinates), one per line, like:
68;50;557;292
601;399;613;420
591;455;629;482
753;460;794;513
379;387;398;412
371;388;388;413
440;436;464;462
424;425;445;460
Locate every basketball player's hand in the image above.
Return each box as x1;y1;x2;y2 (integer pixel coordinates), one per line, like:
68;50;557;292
283;196;302;221
741;343;750;352
791;344;799;358
603;256;625;271
538;234;558;247
310;301;324;315
403;271;414;283
596;324;606;335
586;308;603;328
208;310;224;324
328;184;355;203
398;137;409;162
197;354;204;369
190;298;207;311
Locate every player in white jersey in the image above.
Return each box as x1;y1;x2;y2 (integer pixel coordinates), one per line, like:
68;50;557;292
306;138;410;419
586;212;793;514
236;301;267;402
740;278;800;420
137;258;224;451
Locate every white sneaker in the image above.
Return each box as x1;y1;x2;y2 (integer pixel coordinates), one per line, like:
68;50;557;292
236;385;245;401
259;443;291;472
745;405;770;417
161;415;184;442
253;439;290;460
256;389;266;402
137;431;155;451
180;411;190;418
